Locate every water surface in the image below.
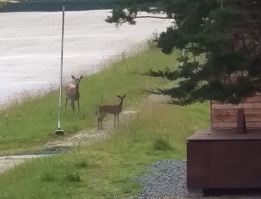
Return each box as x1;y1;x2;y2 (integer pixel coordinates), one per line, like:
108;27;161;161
0;10;171;105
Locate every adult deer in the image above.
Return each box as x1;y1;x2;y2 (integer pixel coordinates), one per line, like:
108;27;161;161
65;75;83;114
96;94;126;130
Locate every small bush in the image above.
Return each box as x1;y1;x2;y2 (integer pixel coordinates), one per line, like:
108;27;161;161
40;172;55;182
65;172;81;182
75;161;88;169
152;139;173;151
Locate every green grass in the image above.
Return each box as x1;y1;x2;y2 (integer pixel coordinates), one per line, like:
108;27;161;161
0;45;209;198
0;46;176;152
0;101;208;199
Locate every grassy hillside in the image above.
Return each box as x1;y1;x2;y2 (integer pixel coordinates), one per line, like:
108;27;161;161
0;46;209;199
0;46;176;152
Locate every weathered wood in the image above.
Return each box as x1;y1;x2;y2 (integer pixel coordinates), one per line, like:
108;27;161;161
243;95;261;102
212;108;261;116
244;108;261;114
212;122;261;129
245;115;261;122
212;104;239;109
212;115;237;122
254;103;261;108
187;130;261;189
212;122;237;128
212;114;261;122
211;94;261;129
237;108;246;134
212;109;238;116
212;103;254;109
247;122;261;128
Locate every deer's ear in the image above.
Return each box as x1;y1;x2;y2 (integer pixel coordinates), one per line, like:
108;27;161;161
80;75;83;79
123;94;126;98
117;95;120;98
71;75;75;79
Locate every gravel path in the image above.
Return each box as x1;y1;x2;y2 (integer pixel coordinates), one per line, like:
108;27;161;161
0;154;47;173
0;110;137;173
132;159;188;199
0;95;162;173
131;159;261;199
45;110;137;149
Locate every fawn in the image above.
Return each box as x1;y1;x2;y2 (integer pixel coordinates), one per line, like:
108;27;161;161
95;94;126;130
65;75;83;114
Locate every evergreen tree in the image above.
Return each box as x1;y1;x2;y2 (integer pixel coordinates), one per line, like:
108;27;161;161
106;0;261;105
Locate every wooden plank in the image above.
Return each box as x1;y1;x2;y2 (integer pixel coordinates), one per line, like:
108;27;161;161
212;109;237;116
212;100;223;105
212;103;255;109
211;97;261;130
242;103;254;109
212;114;261;122
244;108;261;115
212;115;237;122
247;122;261;128
212;108;261;116
188;129;261;141
212;122;237;128
254;103;261;108
212;122;261;129
243;95;261;102
212;104;240;110
245;115;261;122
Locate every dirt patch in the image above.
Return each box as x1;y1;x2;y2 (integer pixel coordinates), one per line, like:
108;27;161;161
45;110;137;149
0;154;46;173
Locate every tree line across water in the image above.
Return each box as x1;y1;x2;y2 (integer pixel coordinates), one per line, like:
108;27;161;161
0;0;116;12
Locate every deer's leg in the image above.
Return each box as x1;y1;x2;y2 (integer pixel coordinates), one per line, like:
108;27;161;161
65;98;68;113
96;110;100;130
114;114;116;128
77;99;80;113
117;114;119;126
97;117;100;130
71;101;75;114
100;113;106;130
100;118;103;130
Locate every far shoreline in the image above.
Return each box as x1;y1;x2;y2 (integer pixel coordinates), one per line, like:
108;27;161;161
0;0;115;13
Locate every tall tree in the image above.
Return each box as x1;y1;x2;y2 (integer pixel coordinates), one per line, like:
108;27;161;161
106;0;261;105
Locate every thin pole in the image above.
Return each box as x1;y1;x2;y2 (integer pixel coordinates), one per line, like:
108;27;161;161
56;0;65;132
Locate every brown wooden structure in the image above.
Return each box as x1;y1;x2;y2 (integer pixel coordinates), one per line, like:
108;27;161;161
211;94;261;129
187;93;261;190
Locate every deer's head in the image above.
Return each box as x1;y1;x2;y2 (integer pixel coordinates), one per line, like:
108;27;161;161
71;75;83;86
117;94;126;101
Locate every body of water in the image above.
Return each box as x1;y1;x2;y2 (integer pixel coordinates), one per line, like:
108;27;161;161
0;10;171;105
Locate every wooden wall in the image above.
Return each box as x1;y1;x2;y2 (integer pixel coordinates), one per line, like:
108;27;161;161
211;94;261;129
